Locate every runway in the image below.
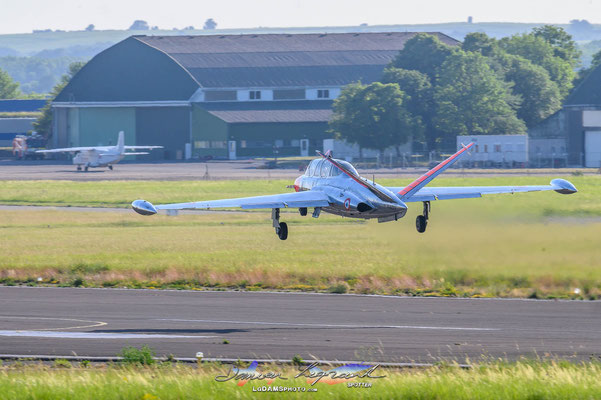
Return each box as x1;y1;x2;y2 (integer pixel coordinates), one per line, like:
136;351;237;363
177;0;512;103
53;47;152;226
0;160;589;181
1;286;600;363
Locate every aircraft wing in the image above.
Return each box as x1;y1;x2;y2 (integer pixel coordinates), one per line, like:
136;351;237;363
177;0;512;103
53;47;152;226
124;146;163;150
132;190;331;215
387;179;577;202
37;147;109;153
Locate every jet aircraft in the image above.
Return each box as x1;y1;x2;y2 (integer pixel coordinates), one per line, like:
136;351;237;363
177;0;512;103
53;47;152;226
131;143;577;240
37;131;162;171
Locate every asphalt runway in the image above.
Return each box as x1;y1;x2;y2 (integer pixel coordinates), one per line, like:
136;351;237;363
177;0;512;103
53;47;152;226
0;160;301;181
1;287;600;363
0;160;590;181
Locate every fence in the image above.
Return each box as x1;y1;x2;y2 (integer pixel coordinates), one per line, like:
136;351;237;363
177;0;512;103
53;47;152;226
345;151;598;169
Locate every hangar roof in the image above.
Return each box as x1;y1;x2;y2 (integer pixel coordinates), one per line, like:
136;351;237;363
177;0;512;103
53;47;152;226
198;100;333;123
136;32;458;88
565;64;601;106
0;100;46;112
55;32;459;103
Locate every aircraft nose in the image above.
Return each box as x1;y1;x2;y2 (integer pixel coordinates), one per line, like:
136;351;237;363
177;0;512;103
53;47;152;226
131;200;158;215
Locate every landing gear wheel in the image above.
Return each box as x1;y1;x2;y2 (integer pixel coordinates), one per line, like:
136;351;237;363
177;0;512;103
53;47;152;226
84;166;89;172
276;222;288;240
299;207;307;216
416;215;427;233
77;166;82;171
108;165;113;170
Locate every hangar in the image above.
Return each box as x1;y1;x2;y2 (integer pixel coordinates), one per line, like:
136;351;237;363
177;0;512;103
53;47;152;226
529;61;601;167
51;32;459;159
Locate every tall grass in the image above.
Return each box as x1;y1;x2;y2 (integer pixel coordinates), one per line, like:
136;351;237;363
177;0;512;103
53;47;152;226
0;176;600;298
0;362;600;399
0;206;600;298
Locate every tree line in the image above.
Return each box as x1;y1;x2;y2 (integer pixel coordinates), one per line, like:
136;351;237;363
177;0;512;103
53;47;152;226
329;26;585;154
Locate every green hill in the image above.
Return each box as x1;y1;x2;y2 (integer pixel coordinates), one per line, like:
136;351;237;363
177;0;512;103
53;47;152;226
1;22;601;94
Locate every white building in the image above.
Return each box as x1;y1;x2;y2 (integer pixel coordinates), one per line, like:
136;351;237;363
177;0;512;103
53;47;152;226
456;135;528;167
323;139;412;163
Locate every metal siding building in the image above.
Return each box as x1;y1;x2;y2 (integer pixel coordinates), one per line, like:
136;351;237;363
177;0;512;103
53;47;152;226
529;62;601;166
0;100;45;146
52;32;459;159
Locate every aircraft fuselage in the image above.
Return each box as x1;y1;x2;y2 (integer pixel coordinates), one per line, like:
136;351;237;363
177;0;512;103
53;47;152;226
73;150;124;168
293;161;407;222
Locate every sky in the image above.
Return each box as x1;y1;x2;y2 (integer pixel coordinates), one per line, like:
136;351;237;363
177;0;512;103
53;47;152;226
1;0;600;34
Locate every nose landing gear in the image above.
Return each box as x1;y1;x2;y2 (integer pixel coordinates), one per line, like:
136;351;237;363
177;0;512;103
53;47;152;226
272;208;288;240
416;201;430;233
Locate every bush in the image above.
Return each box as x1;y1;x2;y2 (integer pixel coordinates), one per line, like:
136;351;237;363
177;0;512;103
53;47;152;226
71;277;85;287
118;346;156;366
53;359;71;368
328;282;350;294
291;354;304;366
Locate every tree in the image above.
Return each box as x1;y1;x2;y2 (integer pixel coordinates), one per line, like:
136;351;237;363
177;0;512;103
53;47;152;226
590;50;601;69
433;51;526;141
129;20;149;30
499;33;575;98
462;32;497;57
381;67;435;148
329;82;422;156
0;68;20;99
389;33;455;81
575;49;601;85
203;18;217;30
85;24;95;32
533;25;580;68
461;31;563;127
34;61;85;138
502;55;561;127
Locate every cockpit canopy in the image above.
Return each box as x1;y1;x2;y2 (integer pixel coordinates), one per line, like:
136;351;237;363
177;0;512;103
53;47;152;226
305;158;359;178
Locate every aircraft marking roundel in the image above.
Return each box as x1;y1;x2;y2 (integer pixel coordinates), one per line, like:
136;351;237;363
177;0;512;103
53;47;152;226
344;198;351;210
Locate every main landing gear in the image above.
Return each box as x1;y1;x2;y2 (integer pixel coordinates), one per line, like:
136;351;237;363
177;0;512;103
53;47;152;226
108;165;113;170
273;207;320;240
416;201;430;233
272;208;288;240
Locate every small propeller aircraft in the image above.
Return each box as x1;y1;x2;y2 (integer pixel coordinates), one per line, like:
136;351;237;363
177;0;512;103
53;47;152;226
132;143;577;240
37;131;163;171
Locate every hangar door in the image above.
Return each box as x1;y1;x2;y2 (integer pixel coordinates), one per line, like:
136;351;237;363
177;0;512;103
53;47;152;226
585;131;601;168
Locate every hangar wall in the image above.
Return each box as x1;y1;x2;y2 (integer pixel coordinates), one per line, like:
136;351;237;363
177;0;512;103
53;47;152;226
229;122;327;157
190;105;228;158
136;107;190;160
77;108;136;147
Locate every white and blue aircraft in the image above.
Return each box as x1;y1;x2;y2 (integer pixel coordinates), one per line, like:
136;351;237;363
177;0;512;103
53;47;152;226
38;131;162;172
132;143;577;240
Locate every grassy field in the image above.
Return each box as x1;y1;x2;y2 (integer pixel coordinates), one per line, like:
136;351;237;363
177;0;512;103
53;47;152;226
0;176;599;298
0;176;599;215
1;361;601;399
